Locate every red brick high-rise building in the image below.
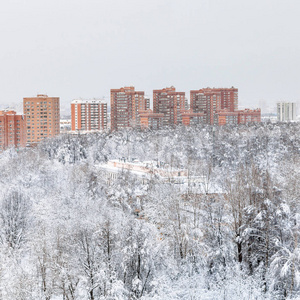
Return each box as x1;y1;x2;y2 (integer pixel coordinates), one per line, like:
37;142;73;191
23;94;60;145
191;87;238;114
0;110;26;151
213;87;238;111
190;87;260;125
110;87;148;131
190;89;221;125
153;86;185;126
71;99;107;131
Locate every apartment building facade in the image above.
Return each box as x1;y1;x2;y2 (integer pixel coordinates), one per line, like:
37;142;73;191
213;87;238;111
215;109;261;125
71;99;107;131
238;109;261;124
191;87;238;110
0;110;26;151
190;87;261;125
277;102;296;122
110;87;147;130
190;89;221;125
181;109;206;126
139;109;164;130
110;85;259;129
215;110;239;125
153;86;185;126
23;94;60;145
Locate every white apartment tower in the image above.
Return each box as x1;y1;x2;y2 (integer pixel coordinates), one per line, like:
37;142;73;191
71;99;107;131
277;102;296;122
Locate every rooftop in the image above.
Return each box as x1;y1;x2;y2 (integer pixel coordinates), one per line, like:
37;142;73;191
71;99;106;104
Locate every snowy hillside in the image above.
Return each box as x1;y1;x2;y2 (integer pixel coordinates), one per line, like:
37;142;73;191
0;123;299;299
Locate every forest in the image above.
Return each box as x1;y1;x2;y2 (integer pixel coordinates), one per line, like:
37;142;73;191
0;122;299;300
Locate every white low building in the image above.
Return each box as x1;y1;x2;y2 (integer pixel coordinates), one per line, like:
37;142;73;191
99;158;205;191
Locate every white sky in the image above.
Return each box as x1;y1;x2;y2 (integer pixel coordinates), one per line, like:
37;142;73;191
1;0;300;114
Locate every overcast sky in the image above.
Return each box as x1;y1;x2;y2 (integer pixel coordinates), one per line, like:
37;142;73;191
1;0;299;114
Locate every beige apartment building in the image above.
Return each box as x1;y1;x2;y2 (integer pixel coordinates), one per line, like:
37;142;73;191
23;94;60;145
